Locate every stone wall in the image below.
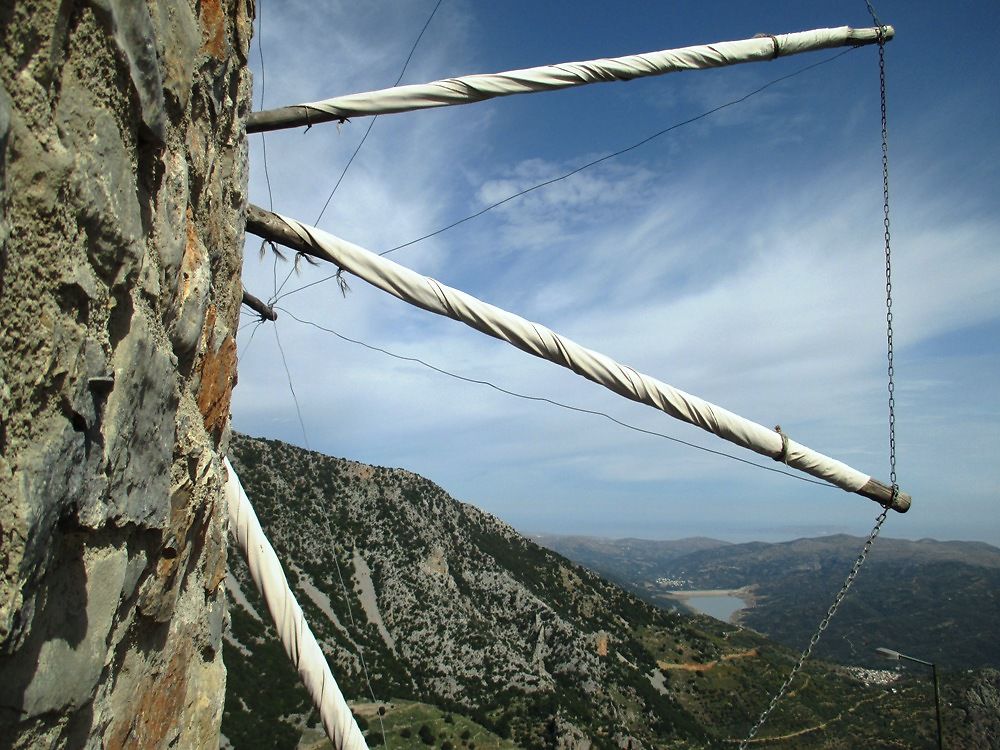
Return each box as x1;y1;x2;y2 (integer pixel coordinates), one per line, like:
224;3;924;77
0;1;251;746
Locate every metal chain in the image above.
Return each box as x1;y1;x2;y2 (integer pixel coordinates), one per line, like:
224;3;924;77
739;20;897;747
738;508;889;748
877;27;898;500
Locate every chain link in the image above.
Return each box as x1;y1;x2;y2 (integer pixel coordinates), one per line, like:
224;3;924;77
739;17;897;746
877;26;898;498
738;509;889;748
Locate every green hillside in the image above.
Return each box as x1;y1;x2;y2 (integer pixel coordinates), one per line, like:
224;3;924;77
222;434;998;749
539;534;1000;670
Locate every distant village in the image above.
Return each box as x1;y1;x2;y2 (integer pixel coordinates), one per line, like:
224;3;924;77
845;667;902;688
655;577;691;589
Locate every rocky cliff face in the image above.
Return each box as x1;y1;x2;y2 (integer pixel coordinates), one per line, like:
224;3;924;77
0;1;251;747
956;669;1000;749
225;434;712;749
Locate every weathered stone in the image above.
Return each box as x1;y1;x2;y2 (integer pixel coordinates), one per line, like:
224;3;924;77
55;85;143;290
122;547;149;599
10;94;73;222
199;0;229;61
196;330;238;441
17;419;94;566
0;0;251;745
205;581;226;647
92;0;168;145
0;374;9;438
203;497;228;595
19;544;128;716
152;0;200;112
168;207;212;355
154;149;190;295
0;80;10;255
99;308;176;527
178;642;226;749
105;637;194;749
0;79;10;143
10;333;109;561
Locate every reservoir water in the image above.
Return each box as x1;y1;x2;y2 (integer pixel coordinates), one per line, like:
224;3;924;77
684;595;746;622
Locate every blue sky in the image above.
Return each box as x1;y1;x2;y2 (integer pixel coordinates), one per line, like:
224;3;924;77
234;1;1000;545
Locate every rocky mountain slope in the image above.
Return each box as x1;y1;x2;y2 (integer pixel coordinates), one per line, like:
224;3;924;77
222;434;987;749
538;534;1000;670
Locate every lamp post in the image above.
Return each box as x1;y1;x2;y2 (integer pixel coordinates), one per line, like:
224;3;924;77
876;647;944;749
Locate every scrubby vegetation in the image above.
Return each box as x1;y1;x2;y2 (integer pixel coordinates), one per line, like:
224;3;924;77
222;434;998;749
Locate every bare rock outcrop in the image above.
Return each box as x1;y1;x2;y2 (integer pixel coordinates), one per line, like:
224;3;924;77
0;1;251;746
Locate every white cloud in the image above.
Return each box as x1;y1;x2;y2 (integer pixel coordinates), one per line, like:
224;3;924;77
235;2;1000;546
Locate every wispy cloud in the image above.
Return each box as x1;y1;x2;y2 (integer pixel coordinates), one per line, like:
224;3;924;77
235;1;1000;546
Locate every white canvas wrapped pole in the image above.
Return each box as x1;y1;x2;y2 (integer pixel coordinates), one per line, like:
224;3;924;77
247;25;893;134
246;206;910;512
223;458;370;750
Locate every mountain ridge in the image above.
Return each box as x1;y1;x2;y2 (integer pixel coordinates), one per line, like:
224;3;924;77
536;532;1000;671
222;433;998;749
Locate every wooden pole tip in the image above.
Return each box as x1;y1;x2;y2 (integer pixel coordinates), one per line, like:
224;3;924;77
858;477;910;513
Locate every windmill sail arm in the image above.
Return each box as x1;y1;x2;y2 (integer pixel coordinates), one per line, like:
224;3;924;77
247;25;893;133
223;459;370;750
246;205;910;513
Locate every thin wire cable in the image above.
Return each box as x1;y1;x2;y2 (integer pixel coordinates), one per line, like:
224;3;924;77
272;262;296;305
273;47;858;305
312;119;379;229
328;540;388;739
272;324;310;451
276;306;834;490
271;252;280;301
396;0;444;83
239;320;265;359
272;0;446;308
244;8;358;720
376;47;856;259
264;322;391;745
275;270;342;304
312;0;445;230
272;323;391;746
260;9;446;744
865;0;884;28
255;0;281;302
272;253;312;305
256;0;274;214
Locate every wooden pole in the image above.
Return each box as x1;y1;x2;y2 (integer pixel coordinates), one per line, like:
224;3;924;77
245;203;910;514
241;288;278;321
246;205;336;265
857;477;910;513
247;25;894;134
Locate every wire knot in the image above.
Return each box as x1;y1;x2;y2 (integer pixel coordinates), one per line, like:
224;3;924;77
754;33;781;60
773;425;790;464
